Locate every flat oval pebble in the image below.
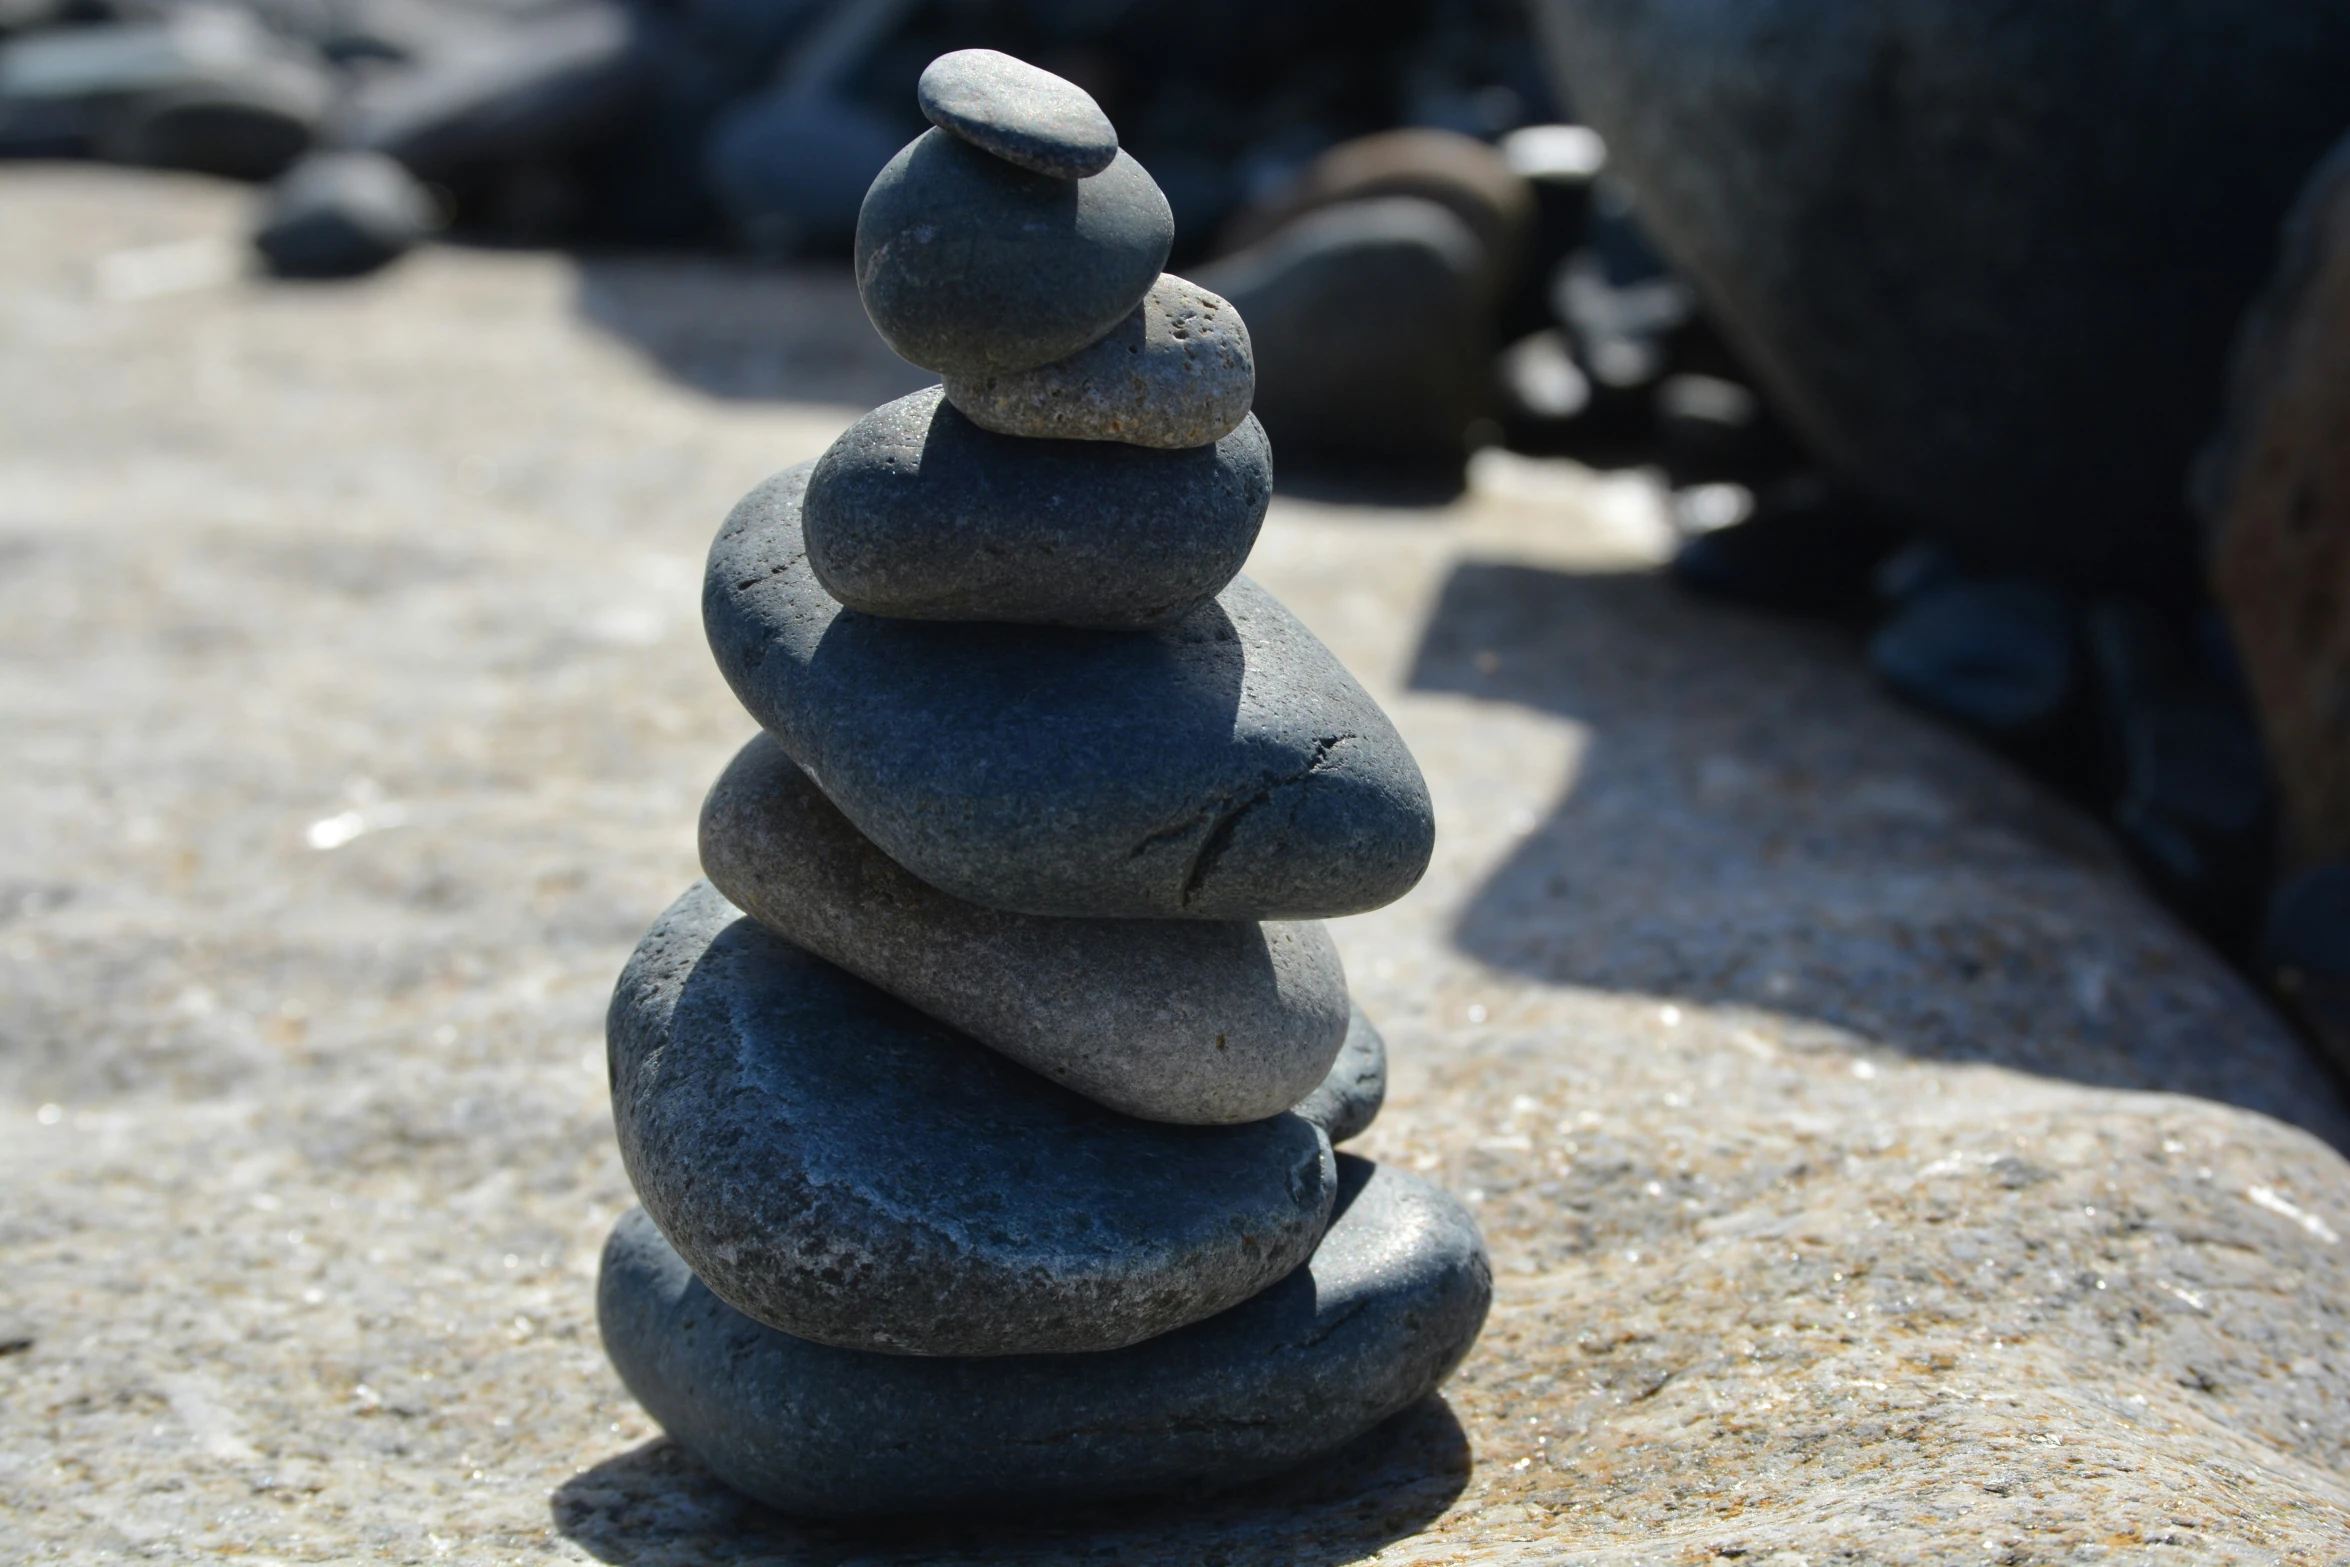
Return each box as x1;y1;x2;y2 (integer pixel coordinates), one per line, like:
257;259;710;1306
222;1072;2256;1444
611;882;1336;1356
943;272;1257;449
701;733;1348;1123
918;48;1118;180
598;1155;1490;1517
856;129;1172;377
804;385;1270;627
1293;1002;1387;1145
705;463;1436;920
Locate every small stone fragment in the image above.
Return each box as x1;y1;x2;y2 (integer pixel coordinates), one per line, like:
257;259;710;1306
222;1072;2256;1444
705;463;1437;921
917;48;1117;181
1867;576;2076;735
597;1155;1491;1517
804;385;1269;627
609;881;1338;1357
699;733;1350;1125
855;128;1172;377
1292;1003;1386;1145
254;151;437;279
943;272;1256;449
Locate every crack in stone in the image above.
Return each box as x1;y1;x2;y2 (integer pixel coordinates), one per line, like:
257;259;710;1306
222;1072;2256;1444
1177;735;1352;908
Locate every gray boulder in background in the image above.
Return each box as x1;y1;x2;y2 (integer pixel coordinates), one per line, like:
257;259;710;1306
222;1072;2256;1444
0;5;333;175
1532;0;2350;590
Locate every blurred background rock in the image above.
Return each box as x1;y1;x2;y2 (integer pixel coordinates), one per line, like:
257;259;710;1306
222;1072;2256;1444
8;0;2350;1069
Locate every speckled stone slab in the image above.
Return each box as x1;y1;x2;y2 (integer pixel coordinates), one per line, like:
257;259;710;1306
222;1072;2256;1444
804;385;1269;628
856;129;1171;378
917;49;1118;180
699;732;1350;1123
704;463;1436;920
15;174;2350;1563
944;273;1256;449
609;881;1337;1356
597;1155;1490;1517
1294;1003;1386;1145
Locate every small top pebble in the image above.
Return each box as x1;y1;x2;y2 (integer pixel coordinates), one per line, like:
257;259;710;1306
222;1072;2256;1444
918;49;1118;180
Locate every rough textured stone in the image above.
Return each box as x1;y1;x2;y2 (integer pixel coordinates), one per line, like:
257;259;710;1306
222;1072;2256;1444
943;272;1255;449
1195;197;1491;465
598;1156;1489;1517
1533;0;2350;589
609;880;1336;1356
2204;132;2350;871
9;173;2350;1563
917;48;1116;181
706;462;1435;920
253;151;437;280
698;732;1350;1125
804;385;1269;627
1293;1002;1384;1145
855;128;1172;377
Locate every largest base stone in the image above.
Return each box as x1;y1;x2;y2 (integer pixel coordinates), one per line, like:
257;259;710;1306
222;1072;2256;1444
597;1156;1491;1518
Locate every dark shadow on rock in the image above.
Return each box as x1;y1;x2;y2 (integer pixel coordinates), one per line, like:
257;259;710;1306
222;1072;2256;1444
552;1393;1471;1565
571;253;935;408
1407;558;2350;1148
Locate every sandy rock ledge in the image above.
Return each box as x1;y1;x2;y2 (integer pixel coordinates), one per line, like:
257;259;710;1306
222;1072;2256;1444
2;170;2347;1563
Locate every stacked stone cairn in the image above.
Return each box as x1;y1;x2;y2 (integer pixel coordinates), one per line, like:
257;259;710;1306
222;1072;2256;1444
595;50;1492;1518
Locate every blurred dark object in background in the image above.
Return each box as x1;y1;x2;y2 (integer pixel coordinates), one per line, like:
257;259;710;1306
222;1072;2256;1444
2202;128;2350;1069
253;145;438;274
1533;0;2350;597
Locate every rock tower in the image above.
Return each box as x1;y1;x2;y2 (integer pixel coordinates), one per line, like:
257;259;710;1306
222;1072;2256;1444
595;50;1491;1516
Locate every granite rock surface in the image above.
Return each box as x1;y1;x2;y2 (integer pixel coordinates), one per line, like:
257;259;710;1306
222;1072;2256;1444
600;1157;1489;1517
609;880;1336;1356
7;172;2350;1564
701;733;1351;1124
707;462;1435;920
943;272;1256;449
804;385;1270;627
855;129;1172;377
917;49;1117;181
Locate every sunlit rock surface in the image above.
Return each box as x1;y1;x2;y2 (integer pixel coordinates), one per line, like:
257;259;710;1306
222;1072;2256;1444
3;170;2347;1562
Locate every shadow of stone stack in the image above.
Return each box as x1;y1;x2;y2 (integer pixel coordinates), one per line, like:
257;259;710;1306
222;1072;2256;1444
593;51;1492;1519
